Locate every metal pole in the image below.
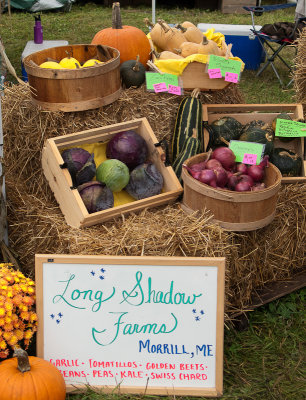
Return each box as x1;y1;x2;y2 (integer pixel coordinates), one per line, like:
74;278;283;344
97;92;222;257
152;0;156;24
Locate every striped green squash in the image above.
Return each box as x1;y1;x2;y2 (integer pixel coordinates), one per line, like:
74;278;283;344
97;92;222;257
172;130;202;184
172;88;203;163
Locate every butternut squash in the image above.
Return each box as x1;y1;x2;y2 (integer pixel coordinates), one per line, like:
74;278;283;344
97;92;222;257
175;41;199;58
176;24;203;44
181;21;197;29
144;18;168;50
153;50;184;60
197;36;221;56
157;20;186;52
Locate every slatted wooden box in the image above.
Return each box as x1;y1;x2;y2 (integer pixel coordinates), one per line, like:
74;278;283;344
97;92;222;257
203;103;305;183
42;118;183;228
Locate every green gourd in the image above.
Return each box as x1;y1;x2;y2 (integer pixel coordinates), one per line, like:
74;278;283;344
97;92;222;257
172;129;202;184
239;126;274;156
172;88;203;163
209;116;242;147
120;55;146;88
270;148;302;176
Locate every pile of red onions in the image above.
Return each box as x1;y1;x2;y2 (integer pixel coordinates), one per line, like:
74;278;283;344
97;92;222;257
183;147;269;192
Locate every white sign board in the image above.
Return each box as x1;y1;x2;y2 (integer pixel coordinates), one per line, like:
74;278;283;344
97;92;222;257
35;254;225;397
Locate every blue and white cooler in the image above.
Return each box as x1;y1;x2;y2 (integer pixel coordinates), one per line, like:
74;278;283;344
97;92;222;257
197;23;265;70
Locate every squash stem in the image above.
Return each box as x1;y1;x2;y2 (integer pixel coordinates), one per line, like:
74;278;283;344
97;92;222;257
132;55;140;72
112;2;123;30
13;348;31;373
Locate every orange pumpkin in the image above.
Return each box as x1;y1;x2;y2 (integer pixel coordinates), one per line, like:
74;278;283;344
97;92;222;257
91;2;151;67
0;348;66;400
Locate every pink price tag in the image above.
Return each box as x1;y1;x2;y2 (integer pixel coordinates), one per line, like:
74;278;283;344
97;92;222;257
225;71;239;83
168;84;182;95
243;153;257;165
208;68;222;79
153;82;168;93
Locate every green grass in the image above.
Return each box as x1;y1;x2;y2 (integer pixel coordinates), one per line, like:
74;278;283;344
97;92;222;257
0;2;298;103
0;3;304;399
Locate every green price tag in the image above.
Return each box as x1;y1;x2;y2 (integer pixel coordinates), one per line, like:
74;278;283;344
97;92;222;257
208;55;242;78
275;119;306;138
145;72;179;90
229;140;265;164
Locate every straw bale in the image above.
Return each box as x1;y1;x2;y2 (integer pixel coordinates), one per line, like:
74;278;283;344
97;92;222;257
294;27;306;109
2;83;305;318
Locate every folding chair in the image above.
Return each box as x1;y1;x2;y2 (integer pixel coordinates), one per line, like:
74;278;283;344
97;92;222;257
243;3;306;87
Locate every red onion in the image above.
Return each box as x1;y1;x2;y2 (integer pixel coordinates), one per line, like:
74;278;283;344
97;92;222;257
228;175;240;190
239;174;254;187
236;163;248;174
211;147;236;170
182;164;201;180
235;181;251;192
214;167;228;188
189;161;207;172
198;169;216;184
209;179;217;188
206;159;222;170
247;165;264;182
258;155;269;169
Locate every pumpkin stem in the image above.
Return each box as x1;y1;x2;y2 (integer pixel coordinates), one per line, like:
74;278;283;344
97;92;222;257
13;347;31;373
176;24;187;33
158;20;170;33
191;88;200;98
132;55;140;72
112;2;123;30
144;18;154;29
202;36;209;45
279;151;298;160
220;136;230;146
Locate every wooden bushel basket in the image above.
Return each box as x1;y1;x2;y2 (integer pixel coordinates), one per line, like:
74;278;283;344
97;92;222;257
23;44;122;112
181;153;282;232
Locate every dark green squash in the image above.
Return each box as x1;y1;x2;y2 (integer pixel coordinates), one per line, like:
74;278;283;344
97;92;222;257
209;116;242;147
270;148;302;176
172;129;202;184
272;112;294;142
240;120;274;138
120;55;146;88
172;88;203;163
239;126;274;156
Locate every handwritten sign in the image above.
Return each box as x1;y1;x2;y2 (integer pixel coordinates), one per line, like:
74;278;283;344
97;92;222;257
168;84;182;95
208;55;242;79
35;254;225;397
224;71;239;83
229;140;265;164
275;119;306;138
153;82;167;93
208;68;222;79
146;72;179;91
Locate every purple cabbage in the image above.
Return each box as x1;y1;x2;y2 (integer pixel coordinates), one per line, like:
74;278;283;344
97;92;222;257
106;130;148;169
61;148;96;185
78;181;114;213
125;163;163;200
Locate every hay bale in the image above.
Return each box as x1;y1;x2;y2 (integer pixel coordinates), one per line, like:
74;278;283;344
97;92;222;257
294;27;306;109
2;83;305;319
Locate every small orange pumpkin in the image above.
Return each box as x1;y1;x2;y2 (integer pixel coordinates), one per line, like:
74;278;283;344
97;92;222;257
0;348;66;400
91;2;151;67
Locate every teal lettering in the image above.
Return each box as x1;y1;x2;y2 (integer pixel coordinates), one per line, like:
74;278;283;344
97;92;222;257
121;271;144;306
52;274;85;310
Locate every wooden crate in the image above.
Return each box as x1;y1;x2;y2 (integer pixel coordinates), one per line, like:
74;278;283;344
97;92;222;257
203;103;306;184
150;45;232;91
42;118;183;228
